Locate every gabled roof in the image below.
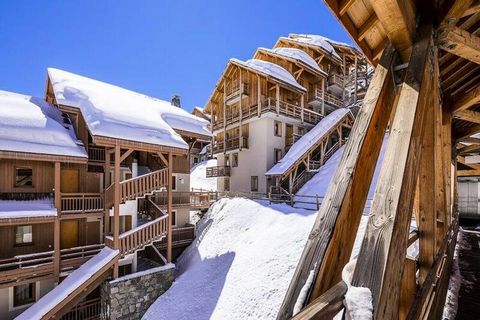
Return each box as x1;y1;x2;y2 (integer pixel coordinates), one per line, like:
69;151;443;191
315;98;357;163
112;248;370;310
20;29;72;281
230;58;306;92
0;90;87;161
257;47;327;77
47;68;211;151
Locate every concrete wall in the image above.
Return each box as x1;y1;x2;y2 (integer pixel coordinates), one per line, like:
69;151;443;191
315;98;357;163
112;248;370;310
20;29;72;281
101;264;175;320
216;114;310;193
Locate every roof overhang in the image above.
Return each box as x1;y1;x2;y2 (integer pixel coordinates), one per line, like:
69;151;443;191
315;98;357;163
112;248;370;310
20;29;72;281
0;150;87;164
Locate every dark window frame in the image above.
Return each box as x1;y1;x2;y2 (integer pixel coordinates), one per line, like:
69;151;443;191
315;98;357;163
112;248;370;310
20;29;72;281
251;176;259;192
14;225;33;247
13;282;36;307
14;167;34;188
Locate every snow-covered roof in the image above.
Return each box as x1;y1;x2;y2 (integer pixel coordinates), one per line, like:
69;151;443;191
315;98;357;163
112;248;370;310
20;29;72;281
230;58;306;92
259;47;326;76
48;68;211;151
266;108;351;176
0;90;87;159
0;199;57;220
283;34;342;60
17;247;119;320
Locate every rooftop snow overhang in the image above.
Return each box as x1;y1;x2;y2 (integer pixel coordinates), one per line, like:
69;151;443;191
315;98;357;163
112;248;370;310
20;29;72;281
276;37;343;63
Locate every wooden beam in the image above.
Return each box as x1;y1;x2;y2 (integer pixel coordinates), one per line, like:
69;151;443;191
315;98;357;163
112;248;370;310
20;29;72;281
113;143;121;279
370;0;416;61
451;83;480;113
399;256;417;320
462;2;480;18
454;124;480;140
167;152;173;262
157;152;168;167
358;14;379;42
119;149;134;163
351;25;433;319
277;45;397;320
458;169;480;176
291;282;347;320
438;26;480;65
454;109;480;123
339;0;356;16
458;136;480;144
442;0;475;24
458;143;480;154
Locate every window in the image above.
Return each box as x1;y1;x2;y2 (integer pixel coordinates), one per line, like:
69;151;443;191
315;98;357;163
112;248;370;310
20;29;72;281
251;176;259;192
274;121;282;137
225;155;230;167
15;168;33;187
224;178;230;192
232;153;238;167
274;149;282;164
15;226;33;246
172;175;177;191
13;283;36;307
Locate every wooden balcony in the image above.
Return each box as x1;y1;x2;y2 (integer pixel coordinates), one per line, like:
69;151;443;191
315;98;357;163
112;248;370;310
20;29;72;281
156;225;196;250
61;193;103;215
212;136;249;154
104;168;168;208
146;191;218;209
308;87;344;108
0;244;104;289
105;215;168;257
206;166;231;177
225;80;249;105
327;74;345;88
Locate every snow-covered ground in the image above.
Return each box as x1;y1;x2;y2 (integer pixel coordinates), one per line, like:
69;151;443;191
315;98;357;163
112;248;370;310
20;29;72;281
190;159;218;191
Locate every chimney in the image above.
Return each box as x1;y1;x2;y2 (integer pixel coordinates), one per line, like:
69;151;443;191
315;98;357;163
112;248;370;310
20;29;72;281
171;95;181;108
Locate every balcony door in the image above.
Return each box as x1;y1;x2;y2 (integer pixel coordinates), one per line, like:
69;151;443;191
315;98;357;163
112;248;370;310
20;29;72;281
61;168;79;193
60;220;79;249
285;124;293;147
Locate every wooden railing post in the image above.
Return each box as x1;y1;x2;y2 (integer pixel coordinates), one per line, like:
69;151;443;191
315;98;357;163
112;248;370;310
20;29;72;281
167;152;173;262
54;162;61;283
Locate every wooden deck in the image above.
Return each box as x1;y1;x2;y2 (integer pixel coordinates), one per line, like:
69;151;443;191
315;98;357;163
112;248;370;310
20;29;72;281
456;229;480;319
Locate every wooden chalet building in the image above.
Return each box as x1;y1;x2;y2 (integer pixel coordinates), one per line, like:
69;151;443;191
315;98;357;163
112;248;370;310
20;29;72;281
0;68;211;319
205;34;369;194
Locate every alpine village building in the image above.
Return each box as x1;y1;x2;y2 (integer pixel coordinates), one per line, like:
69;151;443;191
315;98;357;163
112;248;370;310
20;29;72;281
204;34;370;195
0;69;211;319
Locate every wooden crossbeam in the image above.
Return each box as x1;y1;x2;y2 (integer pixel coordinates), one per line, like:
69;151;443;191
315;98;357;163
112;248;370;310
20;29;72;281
454;124;480;140
276;45;397;320
458;169;480;176
454;109;480;123
462;2;480;18
119;149;134;163
339;0;356;16
451;83;480;113
370;0;416;61
358;13;379;41
351;24;433;319
442;0;475;25
458;136;480;144
438;26;480;65
458;143;480;154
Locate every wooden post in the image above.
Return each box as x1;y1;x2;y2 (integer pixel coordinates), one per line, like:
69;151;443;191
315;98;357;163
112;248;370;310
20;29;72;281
113;144;121;278
418;91;435;285
223;82;227;154
277;45;397;320
210;103;215;158
257;75;262;117
342;53;346;106
354;55;358;104
54;161;61;283
399;256;417;320
276;84;280;115
239;70;243;150
167;152;173;262
301;94;305;123
104;149;111;236
351;25;433;319
321;78;325;116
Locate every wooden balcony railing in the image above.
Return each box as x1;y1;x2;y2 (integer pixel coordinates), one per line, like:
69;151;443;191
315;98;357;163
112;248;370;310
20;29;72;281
105;168;168;208
105;215;169;256
61;298;101;320
0;244;104;288
328;74;345;88
308;87;344;108
212;136;249;154
156;225;196;250
206;166;231;177
87;146;105;162
225;80;249;101
61;193;103;214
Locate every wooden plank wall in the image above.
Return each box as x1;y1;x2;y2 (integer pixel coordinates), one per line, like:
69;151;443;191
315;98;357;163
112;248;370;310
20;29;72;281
0;159;54;194
0;223;54;259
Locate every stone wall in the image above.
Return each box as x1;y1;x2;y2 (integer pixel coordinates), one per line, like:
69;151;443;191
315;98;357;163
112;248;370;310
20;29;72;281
101;264;175;320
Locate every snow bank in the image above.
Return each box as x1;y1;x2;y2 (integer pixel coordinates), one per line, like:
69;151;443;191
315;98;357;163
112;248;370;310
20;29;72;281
48;68;211;150
342;260;373;320
286;34;341;59
259;47;325;75
17;247;119;320
442;229;464;319
230;59;306;92
0;90;87;158
0;199;56;220
190;159;218;191
266;108;351;176
143;198;317;320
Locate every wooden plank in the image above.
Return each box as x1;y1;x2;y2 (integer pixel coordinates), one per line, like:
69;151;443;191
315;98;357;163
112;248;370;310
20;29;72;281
54;162;61;283
457;169;480;176
339;0;356;16
454;109;480;124
370;0;416;61
454;124;480;140
351;25;433;319
277;45;397;320
167;152;173;262
438;26;480;65
462;2;480;18
291;282;347;320
442;0;475;24
399;256;417;320
451;83;480;113
113;144;121;279
358;14;379;42
418;91;435;285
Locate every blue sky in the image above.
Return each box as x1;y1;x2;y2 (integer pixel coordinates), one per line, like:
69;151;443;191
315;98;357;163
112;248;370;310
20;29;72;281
0;1;353;111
